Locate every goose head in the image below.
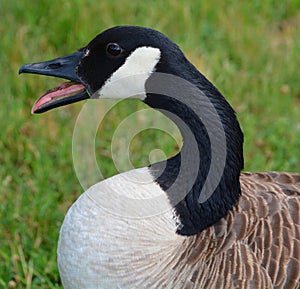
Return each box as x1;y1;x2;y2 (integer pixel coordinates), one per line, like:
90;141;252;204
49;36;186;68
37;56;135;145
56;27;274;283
19;26;186;112
20;26;244;236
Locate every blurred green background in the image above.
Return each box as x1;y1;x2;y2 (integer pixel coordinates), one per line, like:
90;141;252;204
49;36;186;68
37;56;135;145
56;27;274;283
1;1;300;288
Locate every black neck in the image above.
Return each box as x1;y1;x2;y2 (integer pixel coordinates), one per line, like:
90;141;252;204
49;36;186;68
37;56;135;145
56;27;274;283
144;67;244;236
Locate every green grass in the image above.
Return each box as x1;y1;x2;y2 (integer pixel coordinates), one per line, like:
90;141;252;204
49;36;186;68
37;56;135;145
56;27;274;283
1;0;300;288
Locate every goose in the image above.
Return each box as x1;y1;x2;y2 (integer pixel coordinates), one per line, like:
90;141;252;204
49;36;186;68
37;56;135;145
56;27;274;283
19;26;300;289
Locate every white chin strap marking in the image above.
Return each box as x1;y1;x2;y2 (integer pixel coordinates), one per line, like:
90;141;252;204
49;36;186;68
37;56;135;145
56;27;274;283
95;46;161;100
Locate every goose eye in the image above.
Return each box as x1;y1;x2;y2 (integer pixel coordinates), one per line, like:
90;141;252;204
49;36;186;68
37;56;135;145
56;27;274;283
106;43;123;57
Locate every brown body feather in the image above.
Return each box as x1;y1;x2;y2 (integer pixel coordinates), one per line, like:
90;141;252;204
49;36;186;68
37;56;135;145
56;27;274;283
163;172;300;289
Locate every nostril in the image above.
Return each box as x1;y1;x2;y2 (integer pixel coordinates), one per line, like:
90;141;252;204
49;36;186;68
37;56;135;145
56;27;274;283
47;62;63;69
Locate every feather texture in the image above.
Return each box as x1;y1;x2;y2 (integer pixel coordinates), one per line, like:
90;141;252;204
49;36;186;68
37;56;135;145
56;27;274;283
58;170;300;289
172;172;300;289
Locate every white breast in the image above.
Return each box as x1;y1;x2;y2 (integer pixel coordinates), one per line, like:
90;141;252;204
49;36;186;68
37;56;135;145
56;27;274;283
57;167;181;289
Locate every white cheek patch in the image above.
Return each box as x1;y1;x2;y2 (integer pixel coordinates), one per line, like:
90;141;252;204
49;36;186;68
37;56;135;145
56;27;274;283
95;46;161;100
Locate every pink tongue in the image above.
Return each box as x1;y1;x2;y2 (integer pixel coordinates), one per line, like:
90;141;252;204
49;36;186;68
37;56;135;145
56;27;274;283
32;82;85;113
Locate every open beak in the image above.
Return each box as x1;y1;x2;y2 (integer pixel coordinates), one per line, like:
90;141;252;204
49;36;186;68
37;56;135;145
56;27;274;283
19;51;89;114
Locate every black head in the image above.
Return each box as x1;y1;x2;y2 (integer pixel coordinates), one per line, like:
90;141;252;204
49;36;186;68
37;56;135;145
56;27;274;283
19;26;185;113
77;26;185;93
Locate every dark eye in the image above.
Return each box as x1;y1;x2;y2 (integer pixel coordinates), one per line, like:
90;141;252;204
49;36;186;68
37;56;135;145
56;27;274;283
106;43;123;57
